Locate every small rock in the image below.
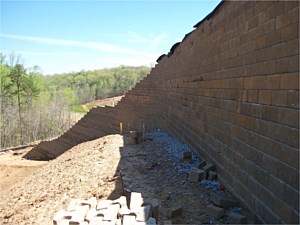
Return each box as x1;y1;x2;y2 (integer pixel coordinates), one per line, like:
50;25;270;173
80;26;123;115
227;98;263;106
207;171;217;181
196;160;206;169
210;193;239;208
228;213;247;224
181;151;192;160
205;204;225;219
188;167;205;182
202;163;214;172
170;206;183;218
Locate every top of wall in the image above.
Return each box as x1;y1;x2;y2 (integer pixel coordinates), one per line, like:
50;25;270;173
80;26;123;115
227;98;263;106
156;0;225;63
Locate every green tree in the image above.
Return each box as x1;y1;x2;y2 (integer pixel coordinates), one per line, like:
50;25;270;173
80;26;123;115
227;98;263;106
9;64;26;137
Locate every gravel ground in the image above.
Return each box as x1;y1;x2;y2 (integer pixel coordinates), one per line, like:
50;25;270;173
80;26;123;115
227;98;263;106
0;131;248;225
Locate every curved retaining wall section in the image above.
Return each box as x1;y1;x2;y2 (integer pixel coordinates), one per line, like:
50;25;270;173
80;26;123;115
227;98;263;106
25;1;299;223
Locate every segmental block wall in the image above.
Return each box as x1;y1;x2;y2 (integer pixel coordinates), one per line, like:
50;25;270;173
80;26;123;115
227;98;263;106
25;1;299;223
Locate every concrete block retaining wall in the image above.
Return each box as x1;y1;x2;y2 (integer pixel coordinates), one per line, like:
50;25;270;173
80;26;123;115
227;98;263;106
25;1;299;223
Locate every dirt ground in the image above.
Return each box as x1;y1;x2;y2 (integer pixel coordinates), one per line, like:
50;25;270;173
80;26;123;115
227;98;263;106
0;148;46;193
0;132;249;225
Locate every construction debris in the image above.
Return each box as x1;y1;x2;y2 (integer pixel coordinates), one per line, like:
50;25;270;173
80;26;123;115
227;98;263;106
188;167;205;182
227;213;248;224
205;204;225;219
53;192;158;225
210;192;239;208
207;171;217;181
181;151;192;161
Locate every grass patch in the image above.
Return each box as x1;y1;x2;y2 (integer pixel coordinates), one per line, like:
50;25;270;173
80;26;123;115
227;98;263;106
85;103;94;110
70;105;87;114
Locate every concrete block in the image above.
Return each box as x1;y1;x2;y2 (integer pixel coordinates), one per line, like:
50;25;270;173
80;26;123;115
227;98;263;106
88;197;97;209
69;205;89;224
53;210;72;225
188;167;205;182
119;206;134;216
136;205;152;222
130;192;144;210
85;208;97;222
170;206;183;218
78;200;92;208
228;213;247;224
67;199;79;212
88;216;103;225
208;171;218;180
146;217;157;224
181;151;192;160
92;220;116;225
130;131;138;138
196;160;206;169
113;196;127;208
210;193;239;208
136;217;157;225
205;204;225;219
86;208;105;222
102;204;120;221
97;200;113;210
202;163;214;172
123;215;136;225
67;198;95;212
142;198;160;221
128;137;137;145
129;131;143;144
163;220;172;225
69;221;88;225
57;219;70;225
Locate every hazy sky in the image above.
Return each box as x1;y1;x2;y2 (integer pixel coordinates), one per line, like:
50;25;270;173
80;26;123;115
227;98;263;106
1;0;221;75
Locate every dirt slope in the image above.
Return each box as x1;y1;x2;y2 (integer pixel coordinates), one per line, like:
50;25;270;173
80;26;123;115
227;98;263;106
0;135;123;225
0;132;247;225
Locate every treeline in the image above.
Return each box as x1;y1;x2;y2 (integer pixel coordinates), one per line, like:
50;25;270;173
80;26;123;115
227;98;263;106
0;52;150;149
45;65;150;105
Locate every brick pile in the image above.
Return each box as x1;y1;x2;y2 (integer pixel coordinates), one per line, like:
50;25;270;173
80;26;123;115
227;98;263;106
53;192;162;225
205;192;247;224
188;160;216;183
188;160;248;224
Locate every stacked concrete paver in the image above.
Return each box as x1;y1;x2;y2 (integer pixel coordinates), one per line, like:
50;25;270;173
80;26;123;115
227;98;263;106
53;193;159;225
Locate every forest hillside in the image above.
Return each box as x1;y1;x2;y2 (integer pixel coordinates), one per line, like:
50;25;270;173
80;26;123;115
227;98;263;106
0;52;150;149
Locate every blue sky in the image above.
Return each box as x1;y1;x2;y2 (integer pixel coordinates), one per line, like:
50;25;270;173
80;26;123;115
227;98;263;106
1;0;221;75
